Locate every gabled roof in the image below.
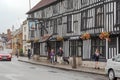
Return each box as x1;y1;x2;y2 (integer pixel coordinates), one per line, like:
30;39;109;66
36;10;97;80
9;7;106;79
27;0;57;14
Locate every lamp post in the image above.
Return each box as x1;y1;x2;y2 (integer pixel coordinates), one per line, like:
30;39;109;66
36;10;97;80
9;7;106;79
29;0;31;9
72;46;77;68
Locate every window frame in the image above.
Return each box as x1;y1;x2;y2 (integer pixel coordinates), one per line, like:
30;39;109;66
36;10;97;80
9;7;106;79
67;0;73;9
53;19;57;34
95;5;104;28
67;15;73;33
116;0;120;25
91;38;106;60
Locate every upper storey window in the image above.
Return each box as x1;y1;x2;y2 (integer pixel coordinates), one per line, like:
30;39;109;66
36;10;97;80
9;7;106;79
95;6;104;28
53;4;58;14
67;0;73;9
116;0;120;25
81;0;88;5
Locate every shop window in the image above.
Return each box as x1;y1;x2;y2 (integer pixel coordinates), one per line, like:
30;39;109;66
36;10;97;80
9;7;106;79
108;38;117;48
69;40;82;57
91;39;106;60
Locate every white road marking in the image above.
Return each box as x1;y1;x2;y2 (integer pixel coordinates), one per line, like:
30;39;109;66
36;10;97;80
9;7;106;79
5;74;23;80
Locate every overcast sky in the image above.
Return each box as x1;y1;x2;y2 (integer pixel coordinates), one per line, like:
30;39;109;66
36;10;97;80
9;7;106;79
0;0;40;33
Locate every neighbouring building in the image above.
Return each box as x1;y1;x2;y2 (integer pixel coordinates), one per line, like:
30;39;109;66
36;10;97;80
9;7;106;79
26;0;120;68
0;37;3;50
22;20;31;56
0;33;7;50
6;29;12;49
12;27;23;55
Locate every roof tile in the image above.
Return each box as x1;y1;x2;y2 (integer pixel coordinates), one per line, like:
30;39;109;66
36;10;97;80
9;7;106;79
27;0;57;14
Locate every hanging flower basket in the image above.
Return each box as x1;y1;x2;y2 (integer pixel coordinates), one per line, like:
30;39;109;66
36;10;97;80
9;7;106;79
34;38;39;42
99;32;110;40
26;40;31;43
56;36;64;41
81;33;91;40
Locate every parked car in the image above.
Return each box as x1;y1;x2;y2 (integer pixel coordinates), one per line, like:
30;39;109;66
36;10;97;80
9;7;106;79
0;51;12;61
105;54;120;80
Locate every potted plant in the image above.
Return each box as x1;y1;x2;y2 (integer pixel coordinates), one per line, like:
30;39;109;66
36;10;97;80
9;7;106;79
56;36;64;41
34;38;39;43
81;33;91;40
99;32;110;41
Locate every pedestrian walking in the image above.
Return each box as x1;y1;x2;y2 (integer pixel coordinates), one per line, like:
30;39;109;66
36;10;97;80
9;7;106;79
57;47;64;64
15;49;19;58
28;49;31;59
94;48;100;69
50;49;55;64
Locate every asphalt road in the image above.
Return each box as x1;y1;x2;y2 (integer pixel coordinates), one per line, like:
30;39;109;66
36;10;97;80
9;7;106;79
0;57;108;80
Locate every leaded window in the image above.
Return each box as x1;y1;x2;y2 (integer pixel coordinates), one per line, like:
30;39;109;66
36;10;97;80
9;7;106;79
53;19;57;34
53;4;58;14
81;0;88;5
67;15;73;33
41;10;45;18
105;2;114;32
69;40;82;57
81;9;94;31
57;17;62;25
91;39;106;60
31;30;35;37
116;1;120;25
95;6;104;28
67;0;73;9
81;11;88;30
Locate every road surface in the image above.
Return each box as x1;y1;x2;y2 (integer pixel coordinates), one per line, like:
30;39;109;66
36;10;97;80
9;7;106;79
0;57;109;80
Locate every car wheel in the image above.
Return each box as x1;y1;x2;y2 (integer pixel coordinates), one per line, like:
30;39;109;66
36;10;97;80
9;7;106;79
108;70;117;80
9;58;11;61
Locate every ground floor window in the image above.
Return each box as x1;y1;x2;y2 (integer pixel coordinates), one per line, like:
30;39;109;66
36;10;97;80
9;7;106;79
108;37;117;59
69;40;82;57
118;36;120;54
48;41;63;54
91;38;106;60
34;42;40;55
40;43;47;56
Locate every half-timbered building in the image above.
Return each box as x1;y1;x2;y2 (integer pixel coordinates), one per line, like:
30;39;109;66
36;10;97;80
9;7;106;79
27;0;120;68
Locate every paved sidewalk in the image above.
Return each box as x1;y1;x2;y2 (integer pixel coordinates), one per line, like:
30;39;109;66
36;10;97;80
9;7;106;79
18;57;106;75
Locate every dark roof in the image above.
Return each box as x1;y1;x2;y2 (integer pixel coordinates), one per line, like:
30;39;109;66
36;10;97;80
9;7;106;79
27;0;57;14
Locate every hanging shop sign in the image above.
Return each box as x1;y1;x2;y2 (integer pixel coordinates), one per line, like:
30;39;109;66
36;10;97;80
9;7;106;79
69;36;80;40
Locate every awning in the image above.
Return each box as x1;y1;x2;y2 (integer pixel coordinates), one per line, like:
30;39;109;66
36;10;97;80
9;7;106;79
41;34;52;42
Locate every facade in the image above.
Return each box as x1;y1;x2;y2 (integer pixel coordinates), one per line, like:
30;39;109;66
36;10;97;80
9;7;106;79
27;0;120;67
0;37;3;50
22;20;31;55
6;29;12;49
0;33;8;50
12;27;23;55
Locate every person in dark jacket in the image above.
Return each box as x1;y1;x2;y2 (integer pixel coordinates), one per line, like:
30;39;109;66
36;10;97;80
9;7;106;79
50;49;55;64
57;47;64;64
28;49;31;59
94;48;100;69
